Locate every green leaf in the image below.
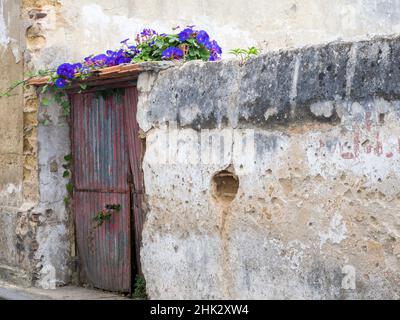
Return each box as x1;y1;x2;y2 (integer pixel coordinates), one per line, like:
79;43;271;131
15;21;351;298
64;154;72;162
41;97;50;106
64;196;70;206
43;119;50;126
41;85;49;94
63;170;70;178
66;182;73;195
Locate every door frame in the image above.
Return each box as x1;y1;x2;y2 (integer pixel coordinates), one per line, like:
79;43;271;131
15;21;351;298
68;82;144;293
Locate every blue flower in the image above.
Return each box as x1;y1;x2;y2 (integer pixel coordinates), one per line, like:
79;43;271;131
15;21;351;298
56;63;75;79
120;38;130;44
178;28;193;41
55;78;66;88
92;54;108;66
141;28;157;37
84;55;94;66
196;30;210;45
211;40;222;54
72;63;82;73
162;47;184;60
81;67;90;75
205;40;222;61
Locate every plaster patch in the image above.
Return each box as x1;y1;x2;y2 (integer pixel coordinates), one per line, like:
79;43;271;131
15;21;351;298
5;183;21;195
319;213;347;247
310;101;335;118
0;1;9;49
264;107;278;121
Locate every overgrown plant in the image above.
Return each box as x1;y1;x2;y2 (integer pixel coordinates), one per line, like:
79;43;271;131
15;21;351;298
228;46;260;64
0;26;223;110
133;275;148;299
63;154;73;206
93;204;122;228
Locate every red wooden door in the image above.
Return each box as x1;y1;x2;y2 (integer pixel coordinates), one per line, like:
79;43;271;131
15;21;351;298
71;87;142;292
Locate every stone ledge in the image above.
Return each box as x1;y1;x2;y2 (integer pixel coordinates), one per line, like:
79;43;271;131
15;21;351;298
137;34;400;130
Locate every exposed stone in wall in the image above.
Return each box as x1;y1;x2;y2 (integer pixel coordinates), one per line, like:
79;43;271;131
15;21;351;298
0;0;28;283
138;35;400;299
0;0;24;208
22;0;62;203
22;89;39;203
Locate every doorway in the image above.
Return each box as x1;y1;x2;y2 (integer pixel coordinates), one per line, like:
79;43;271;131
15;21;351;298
70;86;143;293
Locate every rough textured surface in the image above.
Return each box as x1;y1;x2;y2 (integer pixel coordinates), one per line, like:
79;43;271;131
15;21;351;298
139;36;400;299
35;96;71;287
0;0;23;208
20;0;400;69
0;280;129;300
3;0;400;295
0;0;27;285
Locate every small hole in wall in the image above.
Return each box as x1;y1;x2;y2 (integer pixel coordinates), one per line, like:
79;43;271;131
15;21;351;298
379;113;385;124
211;170;239;204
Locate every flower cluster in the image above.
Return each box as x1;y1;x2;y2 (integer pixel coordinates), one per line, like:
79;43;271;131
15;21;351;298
52;26;222;88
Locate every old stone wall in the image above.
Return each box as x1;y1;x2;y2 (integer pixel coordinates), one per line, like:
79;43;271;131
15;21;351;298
138;35;400;299
19;0;400;68
3;0;400;294
0;0;27;285
0;0;72;287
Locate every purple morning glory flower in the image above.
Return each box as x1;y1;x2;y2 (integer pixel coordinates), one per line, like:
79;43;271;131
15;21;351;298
81;67;90;75
84;55;94;66
141;28;157;37
204;40;222;61
102;49;131;66
115;54;131;65
56;63;75;79
162;47;184;60
196;30;210;45
72;63;82;74
178;28;193;41
92;54;108;66
55;78;66;88
205;40;222;54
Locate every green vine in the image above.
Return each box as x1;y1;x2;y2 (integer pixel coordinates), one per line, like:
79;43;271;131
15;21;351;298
93;204;121;228
95;88;125;103
0;70;51;98
63;154;73;206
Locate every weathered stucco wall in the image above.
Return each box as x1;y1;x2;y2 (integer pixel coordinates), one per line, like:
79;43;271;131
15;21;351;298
138;35;400;299
0;0;72;287
3;0;400;294
0;0;23;209
0;0;27;284
22;0;400;69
